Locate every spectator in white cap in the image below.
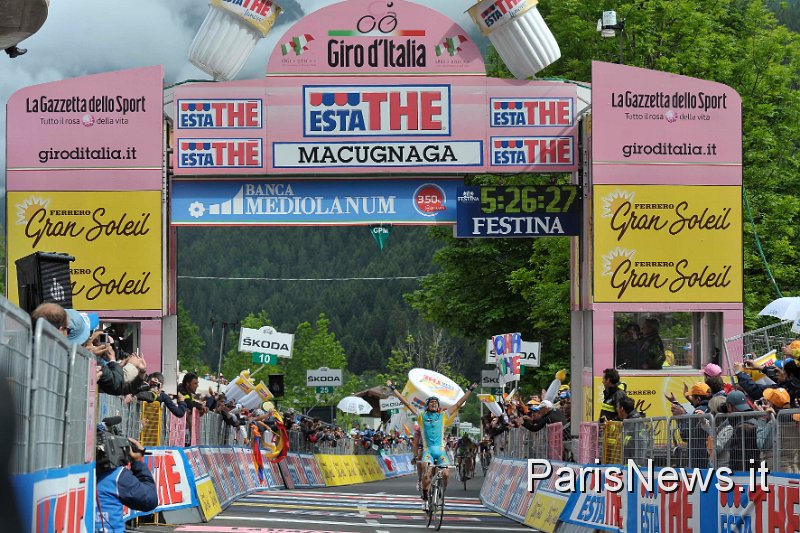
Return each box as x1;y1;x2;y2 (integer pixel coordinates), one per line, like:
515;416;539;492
521;399;565;432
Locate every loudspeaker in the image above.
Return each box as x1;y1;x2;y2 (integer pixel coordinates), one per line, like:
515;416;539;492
268;374;285;397
15;252;75;314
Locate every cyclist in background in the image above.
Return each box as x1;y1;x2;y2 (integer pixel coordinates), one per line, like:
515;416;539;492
456;434;476;478
387;380;477;510
478;436;492;472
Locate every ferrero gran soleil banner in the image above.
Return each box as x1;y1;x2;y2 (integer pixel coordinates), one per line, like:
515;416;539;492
593;185;742;303
7;191;162;310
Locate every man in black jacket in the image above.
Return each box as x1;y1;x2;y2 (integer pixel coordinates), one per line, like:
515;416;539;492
135;372;187;418
599;368;627;422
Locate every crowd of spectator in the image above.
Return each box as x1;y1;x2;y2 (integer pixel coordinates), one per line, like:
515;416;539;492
597;355;800;471
481;381;573;459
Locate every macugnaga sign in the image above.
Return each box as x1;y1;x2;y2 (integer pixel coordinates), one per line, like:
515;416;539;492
593;185;742;303
172;0;578;177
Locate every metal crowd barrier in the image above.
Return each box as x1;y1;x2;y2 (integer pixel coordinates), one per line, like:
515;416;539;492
62;343;95;468
0;298;33;474
775;409;800;473
29;319;72;472
622;416;668;467
494;424;564;461
668;413;715;469
714;411;774;471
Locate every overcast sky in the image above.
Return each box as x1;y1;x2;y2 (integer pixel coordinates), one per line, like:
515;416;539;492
0;0;485;192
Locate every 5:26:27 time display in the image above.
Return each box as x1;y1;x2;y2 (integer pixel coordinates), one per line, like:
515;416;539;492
480;185;579;214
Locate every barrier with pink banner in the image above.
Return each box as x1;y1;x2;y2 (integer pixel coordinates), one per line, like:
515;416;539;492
168;413;187;447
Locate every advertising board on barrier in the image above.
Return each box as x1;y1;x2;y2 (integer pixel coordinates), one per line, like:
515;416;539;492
6;191;163;311
593;185;742;303
171;179;462;225
14;463;95;533
591;61;742;184
124;448;198;520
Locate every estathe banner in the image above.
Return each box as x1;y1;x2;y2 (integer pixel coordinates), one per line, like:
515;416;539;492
593;185;742;303
7;191;163;311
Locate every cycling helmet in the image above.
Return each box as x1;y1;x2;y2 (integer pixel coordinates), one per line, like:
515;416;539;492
425;396;440;409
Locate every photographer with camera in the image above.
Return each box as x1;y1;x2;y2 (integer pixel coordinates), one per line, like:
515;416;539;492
135;372;187;418
95;417;158;532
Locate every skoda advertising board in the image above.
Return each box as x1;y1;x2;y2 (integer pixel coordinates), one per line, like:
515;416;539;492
306;368;343;387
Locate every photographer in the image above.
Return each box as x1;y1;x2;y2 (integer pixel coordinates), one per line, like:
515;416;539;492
135;372;187;418
96;430;157;532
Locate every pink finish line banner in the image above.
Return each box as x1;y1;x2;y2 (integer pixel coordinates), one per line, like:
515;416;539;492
172;77;577;176
591;61;742;185
266;0;486;76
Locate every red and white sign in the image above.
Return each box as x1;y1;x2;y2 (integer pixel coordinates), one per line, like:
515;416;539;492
303;85;450;136
177;99;263;129
124;449;195;519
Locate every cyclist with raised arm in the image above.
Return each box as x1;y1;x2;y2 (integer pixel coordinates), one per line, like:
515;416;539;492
387;379;477;510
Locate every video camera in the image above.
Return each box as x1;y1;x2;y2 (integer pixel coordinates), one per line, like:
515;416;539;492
95;416;131;472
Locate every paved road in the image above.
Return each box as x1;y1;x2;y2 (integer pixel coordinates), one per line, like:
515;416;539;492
136;469;529;533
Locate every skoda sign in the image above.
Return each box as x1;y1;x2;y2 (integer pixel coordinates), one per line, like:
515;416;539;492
238;326;294;358
485;339;541;367
307;368;343;387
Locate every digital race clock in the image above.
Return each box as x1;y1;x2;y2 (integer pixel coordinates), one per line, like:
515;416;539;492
479;185;579;214
455;185;582;238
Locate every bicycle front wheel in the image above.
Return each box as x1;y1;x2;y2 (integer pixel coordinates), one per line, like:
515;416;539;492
434;482;445;531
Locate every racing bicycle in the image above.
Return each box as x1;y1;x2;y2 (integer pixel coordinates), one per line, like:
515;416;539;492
425;464;447;530
480;448;491;476
457;455;475;491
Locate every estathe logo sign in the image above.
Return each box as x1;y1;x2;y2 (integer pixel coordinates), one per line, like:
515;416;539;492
490;98;574;127
177;139;262;169
177;99;262;129
490;136;573;166
303;85;450;136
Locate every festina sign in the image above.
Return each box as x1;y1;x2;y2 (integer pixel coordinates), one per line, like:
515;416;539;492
306;368;343;387
379;397;404;411
485;339;541;367
238;326;294;358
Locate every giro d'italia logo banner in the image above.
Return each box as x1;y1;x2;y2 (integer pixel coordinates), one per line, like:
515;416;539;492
593;185;742;303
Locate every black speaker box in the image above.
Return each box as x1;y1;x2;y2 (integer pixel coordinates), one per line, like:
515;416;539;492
15;252;75;313
268;374;285;397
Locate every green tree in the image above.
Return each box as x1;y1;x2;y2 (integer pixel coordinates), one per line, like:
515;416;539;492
283;314;348;409
177;301;209;374
409;0;800;377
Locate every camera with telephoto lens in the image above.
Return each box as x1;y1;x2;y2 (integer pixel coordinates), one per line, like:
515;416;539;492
96;416;131;473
